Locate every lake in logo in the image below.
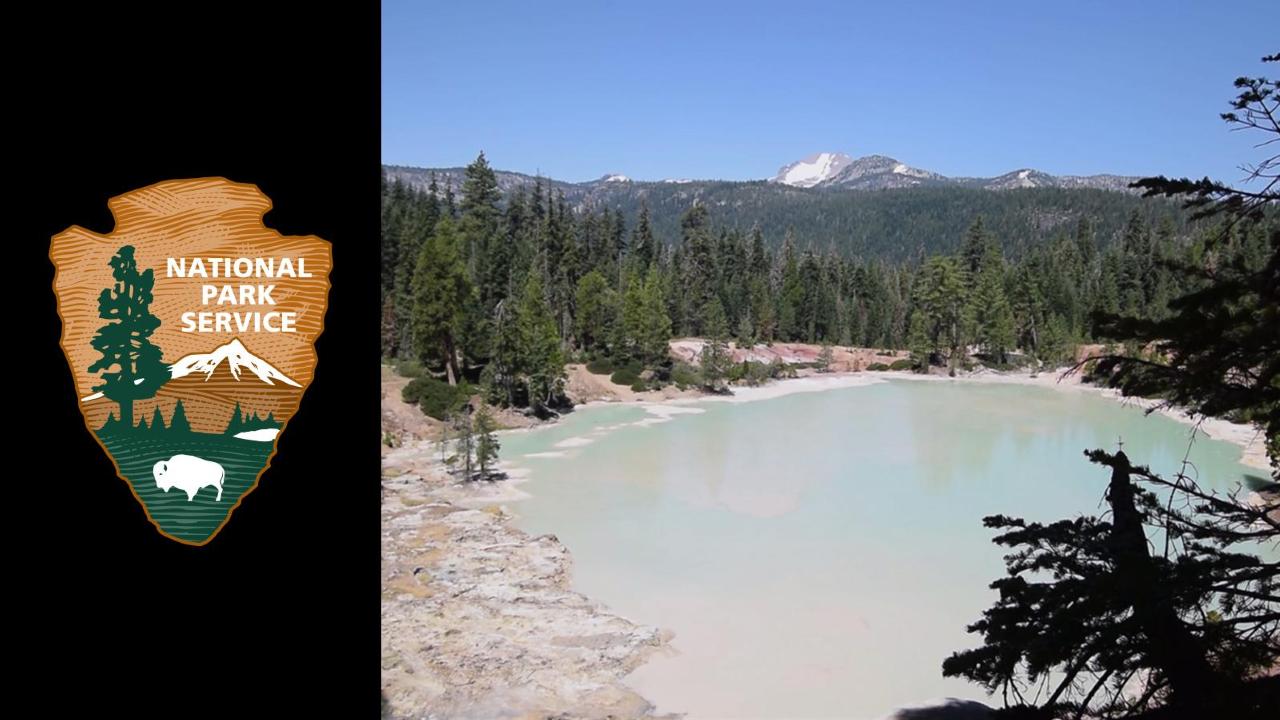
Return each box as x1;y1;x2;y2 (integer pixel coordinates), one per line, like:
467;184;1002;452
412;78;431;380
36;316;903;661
50;178;332;545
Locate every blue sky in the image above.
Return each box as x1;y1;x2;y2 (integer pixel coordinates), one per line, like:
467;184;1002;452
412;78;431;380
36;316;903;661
382;0;1277;184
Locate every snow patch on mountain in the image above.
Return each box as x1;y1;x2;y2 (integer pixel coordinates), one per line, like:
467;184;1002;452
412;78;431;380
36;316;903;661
773;152;854;187
768;152;1135;192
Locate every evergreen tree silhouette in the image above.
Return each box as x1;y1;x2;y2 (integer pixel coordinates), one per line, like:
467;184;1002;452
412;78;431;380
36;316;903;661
169;400;191;434
224;402;244;435
150;407;165;432
87;246;167;432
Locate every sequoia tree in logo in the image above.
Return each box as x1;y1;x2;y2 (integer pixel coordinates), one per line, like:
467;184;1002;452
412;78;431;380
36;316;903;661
50;178;331;545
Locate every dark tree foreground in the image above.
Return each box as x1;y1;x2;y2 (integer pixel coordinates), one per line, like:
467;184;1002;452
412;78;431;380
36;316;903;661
945;55;1280;719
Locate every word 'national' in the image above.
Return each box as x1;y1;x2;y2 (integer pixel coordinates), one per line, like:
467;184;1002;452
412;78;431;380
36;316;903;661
166;257;314;278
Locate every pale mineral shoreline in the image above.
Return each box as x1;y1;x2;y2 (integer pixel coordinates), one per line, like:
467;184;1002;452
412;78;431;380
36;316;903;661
380;445;676;720
547;365;1273;475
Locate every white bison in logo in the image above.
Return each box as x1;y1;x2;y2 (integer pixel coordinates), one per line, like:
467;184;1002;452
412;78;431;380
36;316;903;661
153;455;225;502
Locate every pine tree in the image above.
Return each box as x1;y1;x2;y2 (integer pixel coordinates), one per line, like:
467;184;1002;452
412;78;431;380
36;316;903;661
487;296;520;406
473;404;501;479
1010;264;1047;357
748;225;770;280
393;175;441;356
698;298;731;393
910;256;970;376
630;202;656;273
816;341;834;373
960;216;996;281
380;175;404;303
777;231;802;340
450;410;475;480
574;270;616;355
971;264;1016;363
906;306;933;372
380;295;398;359
150;407;165;433
639;267;673;366
460;152;506;314
1118;210;1152;316
515;271;564;412
680;204;716;335
545;191;578;342
621;266;672;367
412;216;472;385
88;245;168;431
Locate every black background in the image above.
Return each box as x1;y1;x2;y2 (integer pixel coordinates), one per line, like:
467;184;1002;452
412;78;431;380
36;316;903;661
16;6;379;713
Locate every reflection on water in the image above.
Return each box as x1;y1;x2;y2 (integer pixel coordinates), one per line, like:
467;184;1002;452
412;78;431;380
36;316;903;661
499;380;1263;720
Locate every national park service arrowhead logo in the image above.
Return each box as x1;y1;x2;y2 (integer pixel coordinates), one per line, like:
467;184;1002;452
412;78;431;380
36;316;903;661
50;178;332;545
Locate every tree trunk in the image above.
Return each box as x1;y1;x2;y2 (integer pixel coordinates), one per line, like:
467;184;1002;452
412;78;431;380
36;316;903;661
443;335;459;386
1106;451;1222;710
119;400;133;430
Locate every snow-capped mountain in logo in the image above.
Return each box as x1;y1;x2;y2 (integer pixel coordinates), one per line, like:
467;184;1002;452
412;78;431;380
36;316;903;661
169;338;301;387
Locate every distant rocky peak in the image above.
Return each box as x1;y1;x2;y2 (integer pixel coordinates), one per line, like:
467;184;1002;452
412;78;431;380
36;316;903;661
771;152;855;188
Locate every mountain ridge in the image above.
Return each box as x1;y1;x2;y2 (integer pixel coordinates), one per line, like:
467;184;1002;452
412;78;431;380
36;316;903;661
382;160;1184;263
768;151;1137;191
384;152;1139;194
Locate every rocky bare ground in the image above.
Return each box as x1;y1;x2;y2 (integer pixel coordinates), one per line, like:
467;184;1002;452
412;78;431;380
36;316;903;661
381;442;672;720
668;338;907;372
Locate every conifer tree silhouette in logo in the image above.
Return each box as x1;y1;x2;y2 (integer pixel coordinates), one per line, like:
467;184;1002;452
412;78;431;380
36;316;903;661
88;246;169;431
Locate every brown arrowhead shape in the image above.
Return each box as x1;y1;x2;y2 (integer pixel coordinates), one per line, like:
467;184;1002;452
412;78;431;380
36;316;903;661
50;178;332;545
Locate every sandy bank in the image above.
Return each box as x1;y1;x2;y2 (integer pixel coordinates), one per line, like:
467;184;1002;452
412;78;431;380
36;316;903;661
380;444;673;719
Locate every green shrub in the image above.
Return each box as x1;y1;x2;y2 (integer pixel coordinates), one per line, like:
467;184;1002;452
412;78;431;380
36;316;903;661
611;369;639;386
671;362;701;388
630;380;648;392
867;362;890;371
395;358;425;378
737;361;773;386
401;377;425;404
888;359;913;371
403;376;470;420
586;357;615;375
770;358;797;379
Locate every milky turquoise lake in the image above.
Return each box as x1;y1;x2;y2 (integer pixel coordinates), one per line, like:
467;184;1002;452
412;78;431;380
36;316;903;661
499;377;1268;719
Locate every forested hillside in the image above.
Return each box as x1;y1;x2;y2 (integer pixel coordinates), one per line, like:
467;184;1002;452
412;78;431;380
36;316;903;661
384;163;1189;261
381;154;1273;410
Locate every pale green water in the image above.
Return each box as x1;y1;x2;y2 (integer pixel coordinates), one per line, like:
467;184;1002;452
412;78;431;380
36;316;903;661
500;377;1268;719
